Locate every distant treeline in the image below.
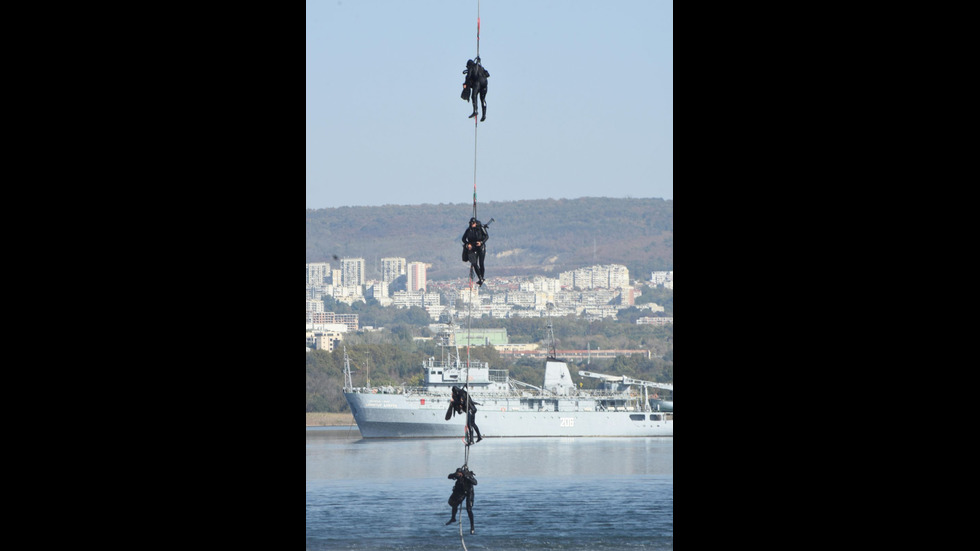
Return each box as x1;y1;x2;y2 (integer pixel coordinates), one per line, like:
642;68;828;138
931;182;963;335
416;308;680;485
306;197;673;282
306;313;673;413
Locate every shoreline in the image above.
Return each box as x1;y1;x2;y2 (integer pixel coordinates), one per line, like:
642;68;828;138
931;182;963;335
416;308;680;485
306;412;356;426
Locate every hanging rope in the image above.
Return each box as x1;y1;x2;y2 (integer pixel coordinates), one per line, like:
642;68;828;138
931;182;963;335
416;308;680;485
472;123;478;220
458;520;469;551
471;0;481;221
463;272;473;466
455;6;480;549
466;0;481;436
457;288;473;549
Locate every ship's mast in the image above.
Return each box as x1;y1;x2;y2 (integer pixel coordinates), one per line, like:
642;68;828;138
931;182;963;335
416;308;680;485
447;315;462;368
546;305;558;360
343;345;353;391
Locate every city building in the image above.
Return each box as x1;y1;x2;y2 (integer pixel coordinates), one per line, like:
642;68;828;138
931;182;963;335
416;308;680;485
307;258;670;331
306;329;345;351
618;286;635;306
306;262;331;285
637;316;673;326
381;257;406;283
392;290;425;308
305;311;359;332
306;298;324;316
340;258;365;287
365;282;393;307
651;270;673;289
391;289;445;320
497;347;652;360
559;264;630;290
406;261;426;292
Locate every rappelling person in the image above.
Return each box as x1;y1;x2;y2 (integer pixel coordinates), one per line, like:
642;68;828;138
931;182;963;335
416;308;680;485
446;385;483;444
445;466;478;534
460;57;489;121
461;217;489;287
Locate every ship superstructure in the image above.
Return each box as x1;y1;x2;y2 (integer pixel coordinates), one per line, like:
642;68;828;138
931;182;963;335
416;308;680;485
342;322;673;438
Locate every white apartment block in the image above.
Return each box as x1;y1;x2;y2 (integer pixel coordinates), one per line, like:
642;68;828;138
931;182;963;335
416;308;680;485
637;316;673;326
454;285;486;304
583;305;621;320
424;304;447;321
638;303;666;314
651;270;673;289
332;285;363;299
559;264;630;290
519;277;561;304
366;282;389;299
340;258;365;287
381;257;407;283
306;299;325;314
532;276;562;294
505;290;537;309
519;277;560;293
306;262;331;285
392;290;442;309
606;265;630;288
305;312;359;332
366;282;393;307
407;261;427;292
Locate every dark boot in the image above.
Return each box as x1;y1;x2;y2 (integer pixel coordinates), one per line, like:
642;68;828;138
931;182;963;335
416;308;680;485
468;111;477;118
480;108;486;122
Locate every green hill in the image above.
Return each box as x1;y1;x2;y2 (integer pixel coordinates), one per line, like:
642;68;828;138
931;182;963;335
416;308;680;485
306;197;672;281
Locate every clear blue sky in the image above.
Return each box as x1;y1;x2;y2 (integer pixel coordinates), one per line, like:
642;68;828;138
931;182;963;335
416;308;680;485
306;0;672;209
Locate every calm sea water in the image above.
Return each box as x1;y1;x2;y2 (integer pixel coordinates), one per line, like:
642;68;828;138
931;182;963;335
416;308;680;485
306;427;673;550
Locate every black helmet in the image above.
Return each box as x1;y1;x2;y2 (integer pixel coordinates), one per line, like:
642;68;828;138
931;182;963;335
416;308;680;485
469;217;478;224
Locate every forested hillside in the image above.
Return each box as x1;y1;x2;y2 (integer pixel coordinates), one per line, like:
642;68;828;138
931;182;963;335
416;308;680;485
306;197;672;281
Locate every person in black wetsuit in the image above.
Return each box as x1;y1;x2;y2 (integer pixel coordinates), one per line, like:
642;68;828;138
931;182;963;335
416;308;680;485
446;385;482;444
445;466;478;534
460;57;489;121
461;217;489;286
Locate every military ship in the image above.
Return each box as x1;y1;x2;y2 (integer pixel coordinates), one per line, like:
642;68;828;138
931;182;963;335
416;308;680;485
342;323;673;438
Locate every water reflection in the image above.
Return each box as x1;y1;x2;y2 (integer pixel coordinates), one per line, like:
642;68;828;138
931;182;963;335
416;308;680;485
307;431;672;482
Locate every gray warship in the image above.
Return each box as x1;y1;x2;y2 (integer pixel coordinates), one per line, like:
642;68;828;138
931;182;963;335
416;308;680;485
342;323;673;438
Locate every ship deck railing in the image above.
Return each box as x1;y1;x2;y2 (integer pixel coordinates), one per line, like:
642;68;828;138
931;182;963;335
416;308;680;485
346;386;670;402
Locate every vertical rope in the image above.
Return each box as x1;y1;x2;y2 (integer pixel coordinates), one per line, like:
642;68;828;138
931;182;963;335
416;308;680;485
464;275;473;466
471;0;480;221
458;7;480;546
458;515;469;550
472;122;478;220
